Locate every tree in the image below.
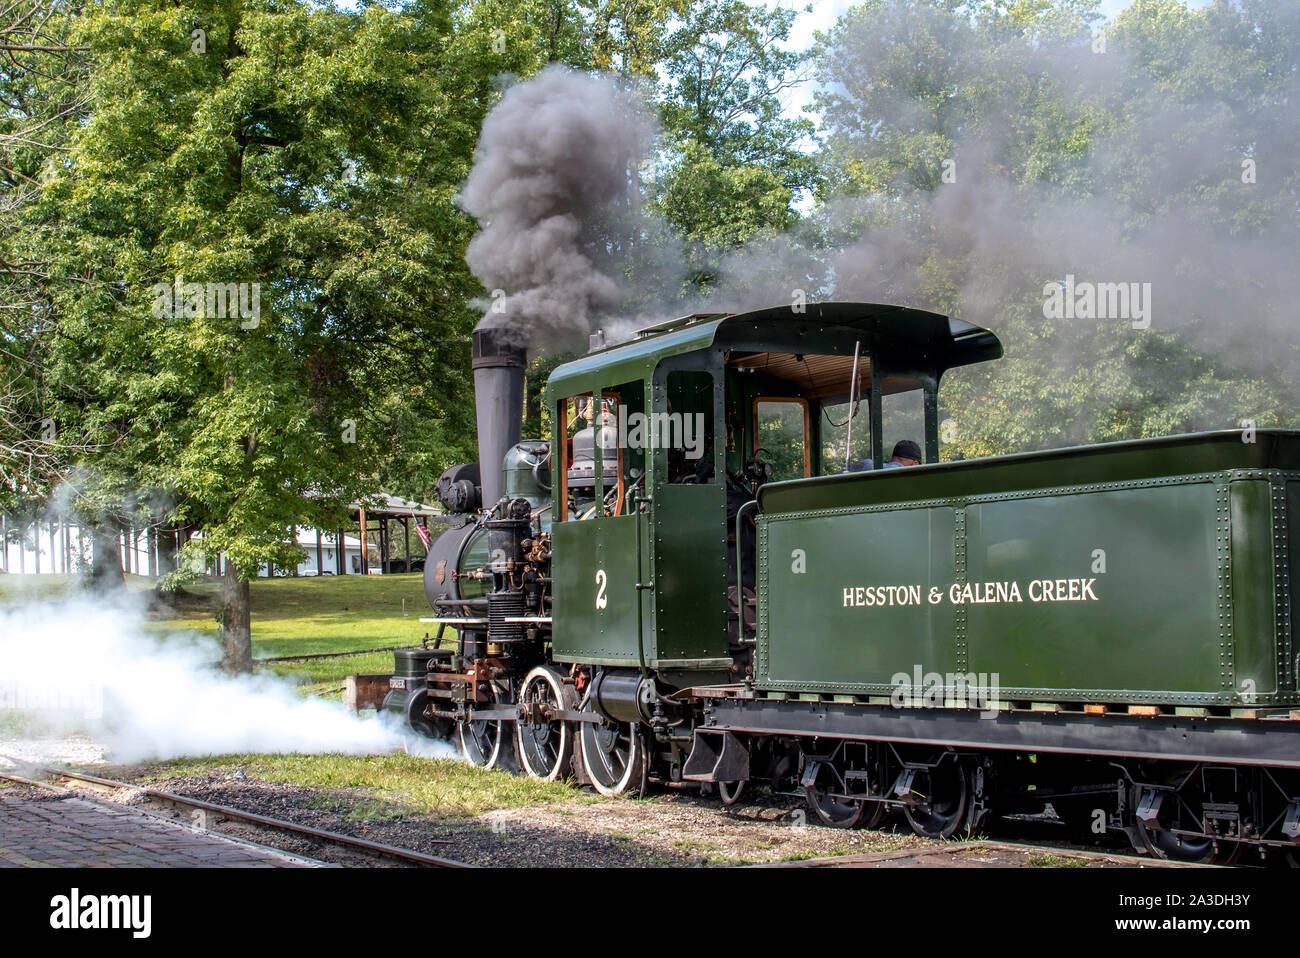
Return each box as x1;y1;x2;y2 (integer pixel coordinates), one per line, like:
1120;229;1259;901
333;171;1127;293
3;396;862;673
36;0;495;669
0;0;90;532
653;0;819;286
811;0;1300;458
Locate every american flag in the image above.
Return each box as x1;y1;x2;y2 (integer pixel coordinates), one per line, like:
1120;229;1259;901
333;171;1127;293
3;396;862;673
415;521;431;549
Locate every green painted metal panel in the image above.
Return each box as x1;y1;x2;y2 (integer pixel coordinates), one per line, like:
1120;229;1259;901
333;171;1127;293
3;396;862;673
1288;481;1300;694
1230;480;1277;697
962;483;1222;698
551;513;649;664
759;506;959;689
651;484;728;664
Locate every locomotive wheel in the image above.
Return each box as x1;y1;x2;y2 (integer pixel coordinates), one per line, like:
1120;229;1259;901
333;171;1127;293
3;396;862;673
718;781;745;806
407;691;455;741
579;706;647;797
803;763;884;829
1133;785;1242;865
458;680;516;771
902;762;970;839
515;666;578;782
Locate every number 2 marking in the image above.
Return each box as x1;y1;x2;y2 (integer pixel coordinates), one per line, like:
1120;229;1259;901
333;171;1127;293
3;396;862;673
595;569;608;610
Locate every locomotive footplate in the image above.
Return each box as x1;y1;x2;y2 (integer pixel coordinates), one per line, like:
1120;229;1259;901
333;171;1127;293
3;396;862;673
700;696;1300;769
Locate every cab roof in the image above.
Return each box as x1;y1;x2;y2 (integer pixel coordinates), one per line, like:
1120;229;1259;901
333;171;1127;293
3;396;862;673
548;302;1003;399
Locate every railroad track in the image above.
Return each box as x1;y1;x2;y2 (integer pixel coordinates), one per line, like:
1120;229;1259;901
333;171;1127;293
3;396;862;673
0;759;471;869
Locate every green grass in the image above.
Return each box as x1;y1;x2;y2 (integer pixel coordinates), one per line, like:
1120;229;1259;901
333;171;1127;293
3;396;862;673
1026;853;1088;868
0;573;105;603
136;752;599;820
150;573;437;657
778;847;848;862
265;651;400;699
672;837;719;852
775;839;907;863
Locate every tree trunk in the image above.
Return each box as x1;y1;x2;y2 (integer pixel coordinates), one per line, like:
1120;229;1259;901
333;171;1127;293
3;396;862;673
89;523;124;587
218;563;252;674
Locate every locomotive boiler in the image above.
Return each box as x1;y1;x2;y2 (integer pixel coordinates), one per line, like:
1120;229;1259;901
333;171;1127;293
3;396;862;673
384;303;1300;864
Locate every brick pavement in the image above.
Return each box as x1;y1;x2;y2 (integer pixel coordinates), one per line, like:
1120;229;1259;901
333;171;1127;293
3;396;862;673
0;794;315;867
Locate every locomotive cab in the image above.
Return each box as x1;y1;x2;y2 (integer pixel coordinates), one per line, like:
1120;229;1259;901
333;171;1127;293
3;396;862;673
547;303;1002;689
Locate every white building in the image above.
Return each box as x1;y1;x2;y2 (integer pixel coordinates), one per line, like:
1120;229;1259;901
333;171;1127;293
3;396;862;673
258;529;366;577
1;492;440;578
0;519;90;575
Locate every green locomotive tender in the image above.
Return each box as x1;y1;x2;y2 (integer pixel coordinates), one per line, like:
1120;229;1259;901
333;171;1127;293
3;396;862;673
392;302;1300;864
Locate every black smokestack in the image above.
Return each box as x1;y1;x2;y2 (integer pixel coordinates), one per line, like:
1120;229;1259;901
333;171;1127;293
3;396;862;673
471;328;526;509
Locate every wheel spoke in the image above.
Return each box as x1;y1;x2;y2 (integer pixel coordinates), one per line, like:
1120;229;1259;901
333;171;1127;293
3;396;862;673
579;700;645;797
516;666;575;782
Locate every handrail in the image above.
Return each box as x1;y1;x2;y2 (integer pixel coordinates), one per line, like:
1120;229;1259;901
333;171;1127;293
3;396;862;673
734;498;758;642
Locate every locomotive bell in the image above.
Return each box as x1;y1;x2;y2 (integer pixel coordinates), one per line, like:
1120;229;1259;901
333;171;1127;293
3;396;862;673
567;405;619;492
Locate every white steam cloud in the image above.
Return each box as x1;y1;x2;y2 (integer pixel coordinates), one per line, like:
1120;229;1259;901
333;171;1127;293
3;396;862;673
0;595;456;764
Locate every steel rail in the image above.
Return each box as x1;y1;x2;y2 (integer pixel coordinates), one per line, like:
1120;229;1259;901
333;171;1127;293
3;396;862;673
0;761;472;869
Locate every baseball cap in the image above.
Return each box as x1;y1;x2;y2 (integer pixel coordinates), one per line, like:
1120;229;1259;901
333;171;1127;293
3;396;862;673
891;439;923;462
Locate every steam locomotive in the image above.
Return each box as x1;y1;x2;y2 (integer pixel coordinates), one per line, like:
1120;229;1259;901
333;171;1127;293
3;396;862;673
384;302;1300;864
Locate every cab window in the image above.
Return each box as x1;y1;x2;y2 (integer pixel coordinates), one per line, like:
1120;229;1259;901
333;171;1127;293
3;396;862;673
662;370;716;484
882;388;926;465
556;384;646;520
819;396;871;474
753;397;810;481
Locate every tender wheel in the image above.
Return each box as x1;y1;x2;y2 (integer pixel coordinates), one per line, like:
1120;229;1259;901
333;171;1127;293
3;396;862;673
1134;785;1241;865
515;666;578;782
718;781;745;806
902;762;970;839
803;762;884;829
578;704;647;797
458;680;516;771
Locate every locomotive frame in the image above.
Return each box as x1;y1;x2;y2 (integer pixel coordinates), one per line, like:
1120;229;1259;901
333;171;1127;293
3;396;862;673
387;302;1300;865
